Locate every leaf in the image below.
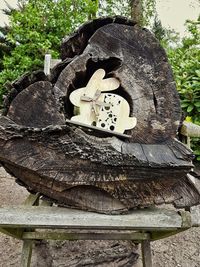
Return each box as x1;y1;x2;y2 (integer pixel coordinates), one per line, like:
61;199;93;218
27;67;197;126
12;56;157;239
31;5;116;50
181;102;189;108
194;102;200;107
181;99;191;103
187;104;194;112
185;116;192;122
195;70;200;77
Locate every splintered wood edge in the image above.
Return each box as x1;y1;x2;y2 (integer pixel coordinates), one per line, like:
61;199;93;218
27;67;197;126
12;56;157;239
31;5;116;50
66;119;132;138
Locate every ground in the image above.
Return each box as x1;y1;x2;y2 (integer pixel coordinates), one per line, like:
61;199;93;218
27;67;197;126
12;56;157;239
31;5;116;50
0;167;199;267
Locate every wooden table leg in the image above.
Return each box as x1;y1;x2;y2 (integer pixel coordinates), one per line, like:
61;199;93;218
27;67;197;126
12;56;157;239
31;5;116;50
21;240;33;267
141;240;152;267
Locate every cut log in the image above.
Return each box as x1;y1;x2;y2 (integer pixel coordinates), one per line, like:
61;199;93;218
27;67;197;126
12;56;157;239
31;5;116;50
56;23;181;144
0;16;199;214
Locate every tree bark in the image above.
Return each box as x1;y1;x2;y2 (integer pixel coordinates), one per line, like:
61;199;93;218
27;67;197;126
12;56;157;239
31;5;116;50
0;17;199;215
1;16;200;266
130;0;143;24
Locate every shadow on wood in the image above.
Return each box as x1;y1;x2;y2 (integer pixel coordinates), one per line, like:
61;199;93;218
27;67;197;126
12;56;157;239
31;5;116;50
0;16;199;214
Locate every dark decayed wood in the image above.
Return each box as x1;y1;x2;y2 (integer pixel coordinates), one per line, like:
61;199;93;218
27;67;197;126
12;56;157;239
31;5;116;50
0;16;199;214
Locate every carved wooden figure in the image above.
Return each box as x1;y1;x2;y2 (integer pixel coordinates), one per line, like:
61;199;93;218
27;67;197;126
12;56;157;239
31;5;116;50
69;68;137;133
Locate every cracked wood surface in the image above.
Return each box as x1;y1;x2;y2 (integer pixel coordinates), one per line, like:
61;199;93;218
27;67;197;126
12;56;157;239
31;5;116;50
56;21;181;144
0;116;198;213
0;17;199;213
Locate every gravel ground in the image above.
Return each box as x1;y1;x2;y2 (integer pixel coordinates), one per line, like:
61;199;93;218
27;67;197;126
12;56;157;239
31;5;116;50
0;167;199;267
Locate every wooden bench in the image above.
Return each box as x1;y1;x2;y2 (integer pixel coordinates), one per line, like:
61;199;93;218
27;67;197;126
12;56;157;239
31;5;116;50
0;56;200;267
0;193;199;267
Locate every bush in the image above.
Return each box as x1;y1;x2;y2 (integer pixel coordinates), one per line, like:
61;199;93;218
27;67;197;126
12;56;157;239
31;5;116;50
167;18;200;160
0;0;98;104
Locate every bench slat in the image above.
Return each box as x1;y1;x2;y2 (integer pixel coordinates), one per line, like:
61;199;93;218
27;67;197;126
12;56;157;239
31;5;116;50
0;206;184;230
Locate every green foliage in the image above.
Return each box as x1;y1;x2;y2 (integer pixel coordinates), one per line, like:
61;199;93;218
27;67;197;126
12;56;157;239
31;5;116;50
98;0;130;17
0;25;14;71
152;14;180;48
192;138;200;161
0;0;98;103
142;0;156;26
151;15;200;123
98;0;156;24
152;14;165;40
167;18;200;125
0;0;158;105
167;17;200;160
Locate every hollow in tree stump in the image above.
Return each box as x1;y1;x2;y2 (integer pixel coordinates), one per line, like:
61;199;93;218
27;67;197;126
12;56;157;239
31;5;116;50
0;16;199;214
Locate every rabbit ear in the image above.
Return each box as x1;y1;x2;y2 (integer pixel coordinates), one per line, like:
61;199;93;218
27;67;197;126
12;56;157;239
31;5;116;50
87;69;120;92
86;69;106;88
99;78;120;92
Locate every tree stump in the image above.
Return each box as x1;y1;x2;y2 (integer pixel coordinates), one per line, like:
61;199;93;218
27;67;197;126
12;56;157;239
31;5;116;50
0;16;199;214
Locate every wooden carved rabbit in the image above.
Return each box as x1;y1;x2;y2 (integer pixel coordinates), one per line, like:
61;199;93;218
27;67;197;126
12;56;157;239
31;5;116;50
69;69;137;134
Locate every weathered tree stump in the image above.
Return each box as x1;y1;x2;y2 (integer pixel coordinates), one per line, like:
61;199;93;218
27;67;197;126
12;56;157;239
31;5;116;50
0;16;199;214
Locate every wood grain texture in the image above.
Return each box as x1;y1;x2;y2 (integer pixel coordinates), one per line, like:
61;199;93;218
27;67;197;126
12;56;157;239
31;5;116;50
0;17;199;213
56;20;181;143
21;231;150;241
2;70;47;116
7;81;65;127
0;206;183;229
141;240;153;267
0;116;198;213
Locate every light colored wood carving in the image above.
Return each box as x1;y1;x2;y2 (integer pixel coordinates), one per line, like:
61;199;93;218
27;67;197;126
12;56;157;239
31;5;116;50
69;69;137;133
